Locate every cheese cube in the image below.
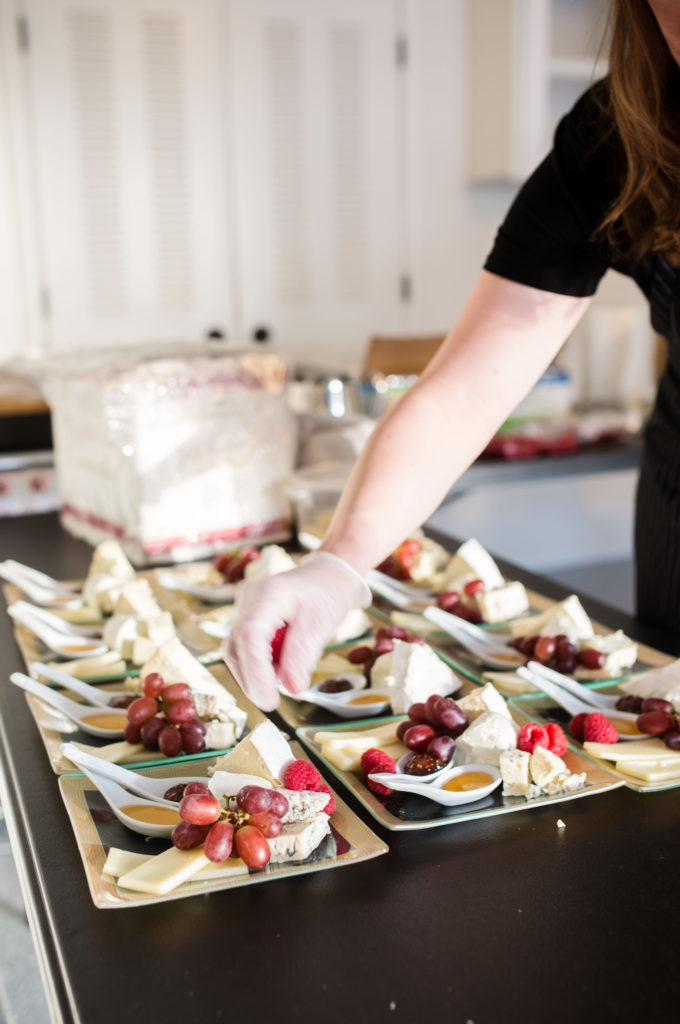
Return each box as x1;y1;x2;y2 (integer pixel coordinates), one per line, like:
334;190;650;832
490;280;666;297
457;683;510;722
499;749;530;796
476;581;529;624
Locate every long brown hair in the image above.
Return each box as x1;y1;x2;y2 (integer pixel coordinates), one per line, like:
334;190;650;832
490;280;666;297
601;0;680;260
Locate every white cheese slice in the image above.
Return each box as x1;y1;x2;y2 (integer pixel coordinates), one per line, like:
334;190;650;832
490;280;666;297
267;813;331;863
82;573;127;614
582;738;679;763
320;743;365;772
509;595;593;642
103;846;249;882
618;659;680;712
139;611;176;644
209;721;293;783
529;747;567;788
370;639;459;713
244;545;295;580
314;723;399;746
87;540;135;581
457;683;510;722
621;761;680;782
438;538;505;591
118;846;210;895
454;711;519;767
476;581;529;624
499;749;530;796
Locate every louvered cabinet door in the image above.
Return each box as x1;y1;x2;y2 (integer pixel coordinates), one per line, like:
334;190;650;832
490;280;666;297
23;0;232;349
224;0;404;367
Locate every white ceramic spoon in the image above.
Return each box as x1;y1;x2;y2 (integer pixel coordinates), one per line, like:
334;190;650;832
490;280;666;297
423;606;524;670
0;561;83;608
60;743;207;803
516;665;645;740
155;569;237;604
9;601;103;638
29;662;130;707
367;763;502;806
10;672;127;738
283;673;391;718
0;560;81;594
522;659;620;711
199;619;231;640
8;604;108;659
70;765;182;838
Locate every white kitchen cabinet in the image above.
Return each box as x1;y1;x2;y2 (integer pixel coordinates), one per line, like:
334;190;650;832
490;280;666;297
468;0;610;182
14;0;234;350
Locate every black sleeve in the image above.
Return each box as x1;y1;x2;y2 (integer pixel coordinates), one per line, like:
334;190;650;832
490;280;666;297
484;80;619;297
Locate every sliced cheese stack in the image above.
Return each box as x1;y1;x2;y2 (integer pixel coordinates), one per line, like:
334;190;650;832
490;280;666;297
583;737;680;783
313;721;401;772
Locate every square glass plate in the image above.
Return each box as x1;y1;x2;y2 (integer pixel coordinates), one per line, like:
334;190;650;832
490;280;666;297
22;663;266;774
295;715;624;831
508;688;680;793
58;745;388;909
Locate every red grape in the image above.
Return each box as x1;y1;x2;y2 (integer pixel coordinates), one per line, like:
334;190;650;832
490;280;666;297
163;783;187;802
374;637;395;656
533;636;557;663
236;785;273;815
179;723;207;755
374;627;392;641
214;552;232;575
142;672;164;699
578;648;607;670
235;825;271;870
407;702;428;724
454;605;482;624
616;694;644;713
463;578;484;597
179;791;221;826
664;728;680;750
554;652;577;674
347;645;373;664
204;821;234;862
171;821;210;850
165;698;197;725
268;791;289;819
396;719;412;741
389;625;411;640
437;698;469;736
158;724;182;757
108;694;135;708
127;696;159;726
161;683;192;704
139;715;164;750
425;694;445;727
187;717;207;736
124;721;142;744
636;710;675;736
426;734;455;764
248;811;283;837
184;782;212;796
403;724;436;751
641;697;674;714
437;590;460;612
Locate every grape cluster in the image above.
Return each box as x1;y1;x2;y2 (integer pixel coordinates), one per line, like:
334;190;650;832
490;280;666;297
347;624;426;683
509;633;606;675
124;673;207;757
436;579;484;624
396;694;469;775
167;782;290;870
214;546;260;582
615;695;680;749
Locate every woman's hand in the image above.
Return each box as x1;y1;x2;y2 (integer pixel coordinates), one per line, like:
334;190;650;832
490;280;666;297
222;551;371;711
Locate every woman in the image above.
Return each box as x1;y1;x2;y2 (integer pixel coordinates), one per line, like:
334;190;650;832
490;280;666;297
225;0;680;711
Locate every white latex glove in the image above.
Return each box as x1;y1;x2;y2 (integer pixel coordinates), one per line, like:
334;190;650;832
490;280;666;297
222;551;371;712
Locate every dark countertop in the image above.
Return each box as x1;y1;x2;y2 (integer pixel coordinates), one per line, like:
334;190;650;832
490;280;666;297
1;513;679;1024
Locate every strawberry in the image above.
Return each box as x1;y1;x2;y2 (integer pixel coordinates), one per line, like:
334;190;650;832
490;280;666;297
583;712;619;744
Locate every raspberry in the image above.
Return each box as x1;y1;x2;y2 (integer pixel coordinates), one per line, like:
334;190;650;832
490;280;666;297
360;748;396;796
545;722;568;757
271;625;287;666
517;722;550;753
583;712;619;744
316;783;335;816
283;759;322;791
568;713;588;740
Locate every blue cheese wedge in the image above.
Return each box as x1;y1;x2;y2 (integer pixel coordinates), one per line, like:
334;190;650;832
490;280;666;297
267;813;331;863
370;639;459;713
525;747;586;799
499;749;530;796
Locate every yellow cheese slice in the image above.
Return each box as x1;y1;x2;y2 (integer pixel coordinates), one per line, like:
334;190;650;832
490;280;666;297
314;722;399;746
66;740;145;765
103;846;249;882
42;652;127;680
321;743;363;772
583;738;680;763
118;846;210;895
620;761;680;783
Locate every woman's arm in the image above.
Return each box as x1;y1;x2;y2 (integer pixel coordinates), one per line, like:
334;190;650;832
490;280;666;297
224;270;592;709
320;270;592;573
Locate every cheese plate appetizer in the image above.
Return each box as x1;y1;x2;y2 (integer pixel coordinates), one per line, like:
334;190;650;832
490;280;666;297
509;660;680;791
58;729;388;908
296;681;623;830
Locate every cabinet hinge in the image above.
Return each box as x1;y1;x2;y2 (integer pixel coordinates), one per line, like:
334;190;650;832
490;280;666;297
16;15;30;54
399;274;412;303
395;34;408;69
